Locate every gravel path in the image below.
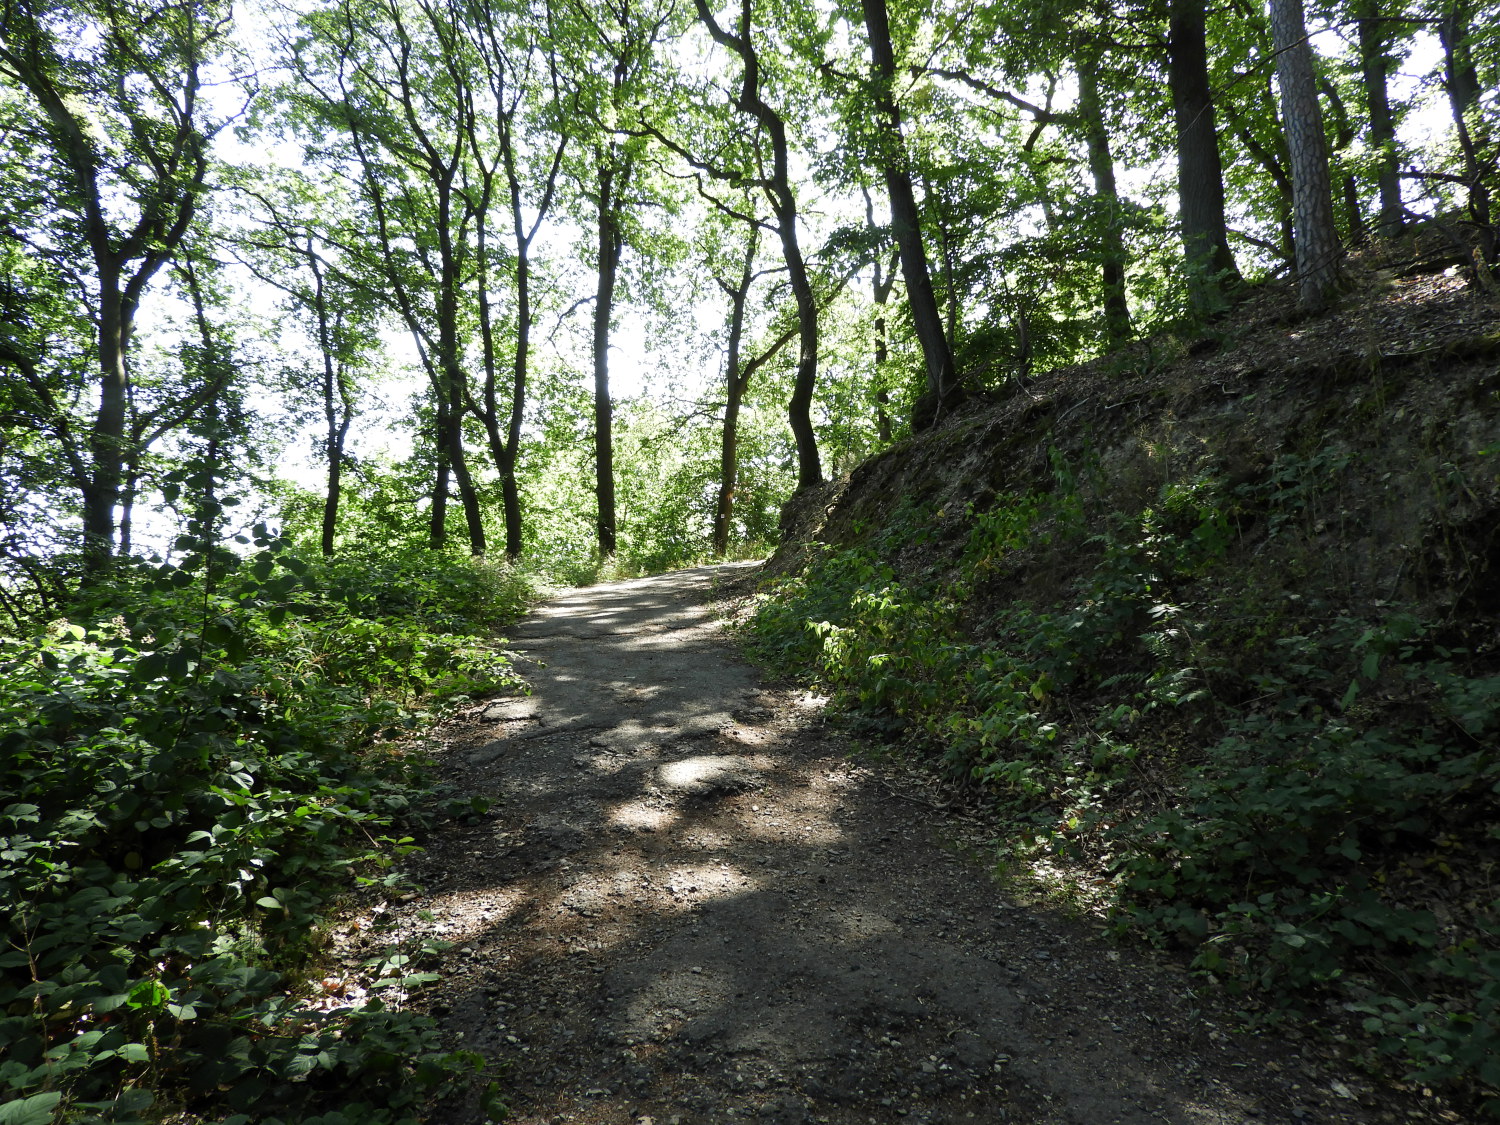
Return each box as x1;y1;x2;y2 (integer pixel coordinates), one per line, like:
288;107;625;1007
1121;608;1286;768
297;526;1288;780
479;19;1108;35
385;565;1455;1125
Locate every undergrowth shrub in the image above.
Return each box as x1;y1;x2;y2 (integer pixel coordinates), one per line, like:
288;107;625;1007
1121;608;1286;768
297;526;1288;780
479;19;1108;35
0;531;525;1123
747;450;1500;1110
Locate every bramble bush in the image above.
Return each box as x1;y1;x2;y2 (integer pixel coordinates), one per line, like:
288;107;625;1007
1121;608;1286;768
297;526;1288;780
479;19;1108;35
0;528;527;1123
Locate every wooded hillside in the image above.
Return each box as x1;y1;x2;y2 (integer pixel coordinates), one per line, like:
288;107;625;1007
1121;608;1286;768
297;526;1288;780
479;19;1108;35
749;258;1500;1112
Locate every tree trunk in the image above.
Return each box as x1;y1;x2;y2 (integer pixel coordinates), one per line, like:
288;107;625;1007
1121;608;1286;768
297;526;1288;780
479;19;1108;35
436;189;487;556
474;138;552;564
1077;61;1132;345
778;194;823;489
82;263;130;572
694;0;822;491
118;454;138;559
593;157;627;558
1356;0;1403;240
860;0;961;420
713;240;755;558
872;247;897;443
429;410;451;550
1271;0;1343;310
1439;2;1496;264
501;212;531;562
442;389;486;556
1168;0;1244;313
309;248;351;557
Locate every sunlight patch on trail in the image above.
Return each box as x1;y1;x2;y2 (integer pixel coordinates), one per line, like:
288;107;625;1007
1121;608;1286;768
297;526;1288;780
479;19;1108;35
426;887;528;941
656;753;765;795
607;798;679;832
657;861;758;909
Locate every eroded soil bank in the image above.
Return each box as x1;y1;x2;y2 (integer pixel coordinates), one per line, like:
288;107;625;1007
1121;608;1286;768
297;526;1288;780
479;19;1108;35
364;565;1459;1125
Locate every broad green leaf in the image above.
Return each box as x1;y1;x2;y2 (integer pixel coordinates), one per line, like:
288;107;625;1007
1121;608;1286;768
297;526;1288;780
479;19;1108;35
0;1092;64;1125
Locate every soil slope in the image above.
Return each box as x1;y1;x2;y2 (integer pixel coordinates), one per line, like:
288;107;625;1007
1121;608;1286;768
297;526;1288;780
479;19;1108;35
353;566;1460;1125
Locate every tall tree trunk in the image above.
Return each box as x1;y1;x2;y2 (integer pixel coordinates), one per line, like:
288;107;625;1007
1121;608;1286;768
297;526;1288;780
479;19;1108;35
436;190;487;556
713;239;756;558
860;0;961;421
429;403;451;550
1168;0;1244;313
593;157;627;558
777;191;822;489
501;192;533;561
322;388;353;558
308;247;352;557
1439;1;1496;264
1077;61;1132;346
82;265;130;572
474;132;560;564
118;454;138;559
694;0;822;490
1272;0;1343;310
1356;0;1403;240
872;247;897;444
440;387;485;556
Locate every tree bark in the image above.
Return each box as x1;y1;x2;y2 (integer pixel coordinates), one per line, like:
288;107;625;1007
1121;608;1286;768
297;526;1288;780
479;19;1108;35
1438;2;1496;264
1356;0;1403;240
436;187;487;556
1077;60;1132;346
308;245;353;556
84;263;131;570
429;409;451;550
593;155;629;558
713;238;756;557
1167;0;1244;313
872;247;897;444
695;0;822;490
1271;0;1343;310
859;0;961;420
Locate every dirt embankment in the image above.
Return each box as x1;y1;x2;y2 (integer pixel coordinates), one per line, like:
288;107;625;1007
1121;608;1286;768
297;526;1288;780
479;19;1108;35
775;269;1499;624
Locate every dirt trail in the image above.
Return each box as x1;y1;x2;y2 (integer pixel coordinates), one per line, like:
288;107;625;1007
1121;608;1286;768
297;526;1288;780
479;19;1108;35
392;565;1449;1125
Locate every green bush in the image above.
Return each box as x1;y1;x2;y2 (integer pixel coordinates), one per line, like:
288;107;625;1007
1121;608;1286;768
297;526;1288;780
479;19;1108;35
0;534;524;1121
747;458;1500;1110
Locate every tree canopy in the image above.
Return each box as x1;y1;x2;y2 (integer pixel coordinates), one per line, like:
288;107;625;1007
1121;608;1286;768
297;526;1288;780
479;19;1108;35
0;0;1494;581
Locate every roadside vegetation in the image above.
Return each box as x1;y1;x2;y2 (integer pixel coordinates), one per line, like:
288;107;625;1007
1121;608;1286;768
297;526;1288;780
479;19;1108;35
745;314;1500;1114
0;504;527;1125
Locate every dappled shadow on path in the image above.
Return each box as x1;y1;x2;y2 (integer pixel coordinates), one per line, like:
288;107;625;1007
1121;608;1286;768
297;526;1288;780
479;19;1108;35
375;564;1403;1125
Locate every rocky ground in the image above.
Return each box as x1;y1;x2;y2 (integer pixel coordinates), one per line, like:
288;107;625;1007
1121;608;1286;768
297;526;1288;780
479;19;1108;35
338;564;1465;1125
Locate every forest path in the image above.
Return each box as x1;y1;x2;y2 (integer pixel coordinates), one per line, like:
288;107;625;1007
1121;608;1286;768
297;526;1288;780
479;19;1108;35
396;565;1423;1125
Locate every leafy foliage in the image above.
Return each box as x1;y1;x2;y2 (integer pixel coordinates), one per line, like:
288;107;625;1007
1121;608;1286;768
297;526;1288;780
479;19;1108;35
0;532;525;1121
747;449;1500;1109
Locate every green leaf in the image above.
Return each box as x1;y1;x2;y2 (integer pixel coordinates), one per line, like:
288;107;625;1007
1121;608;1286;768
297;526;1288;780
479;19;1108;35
0;1092;64;1125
